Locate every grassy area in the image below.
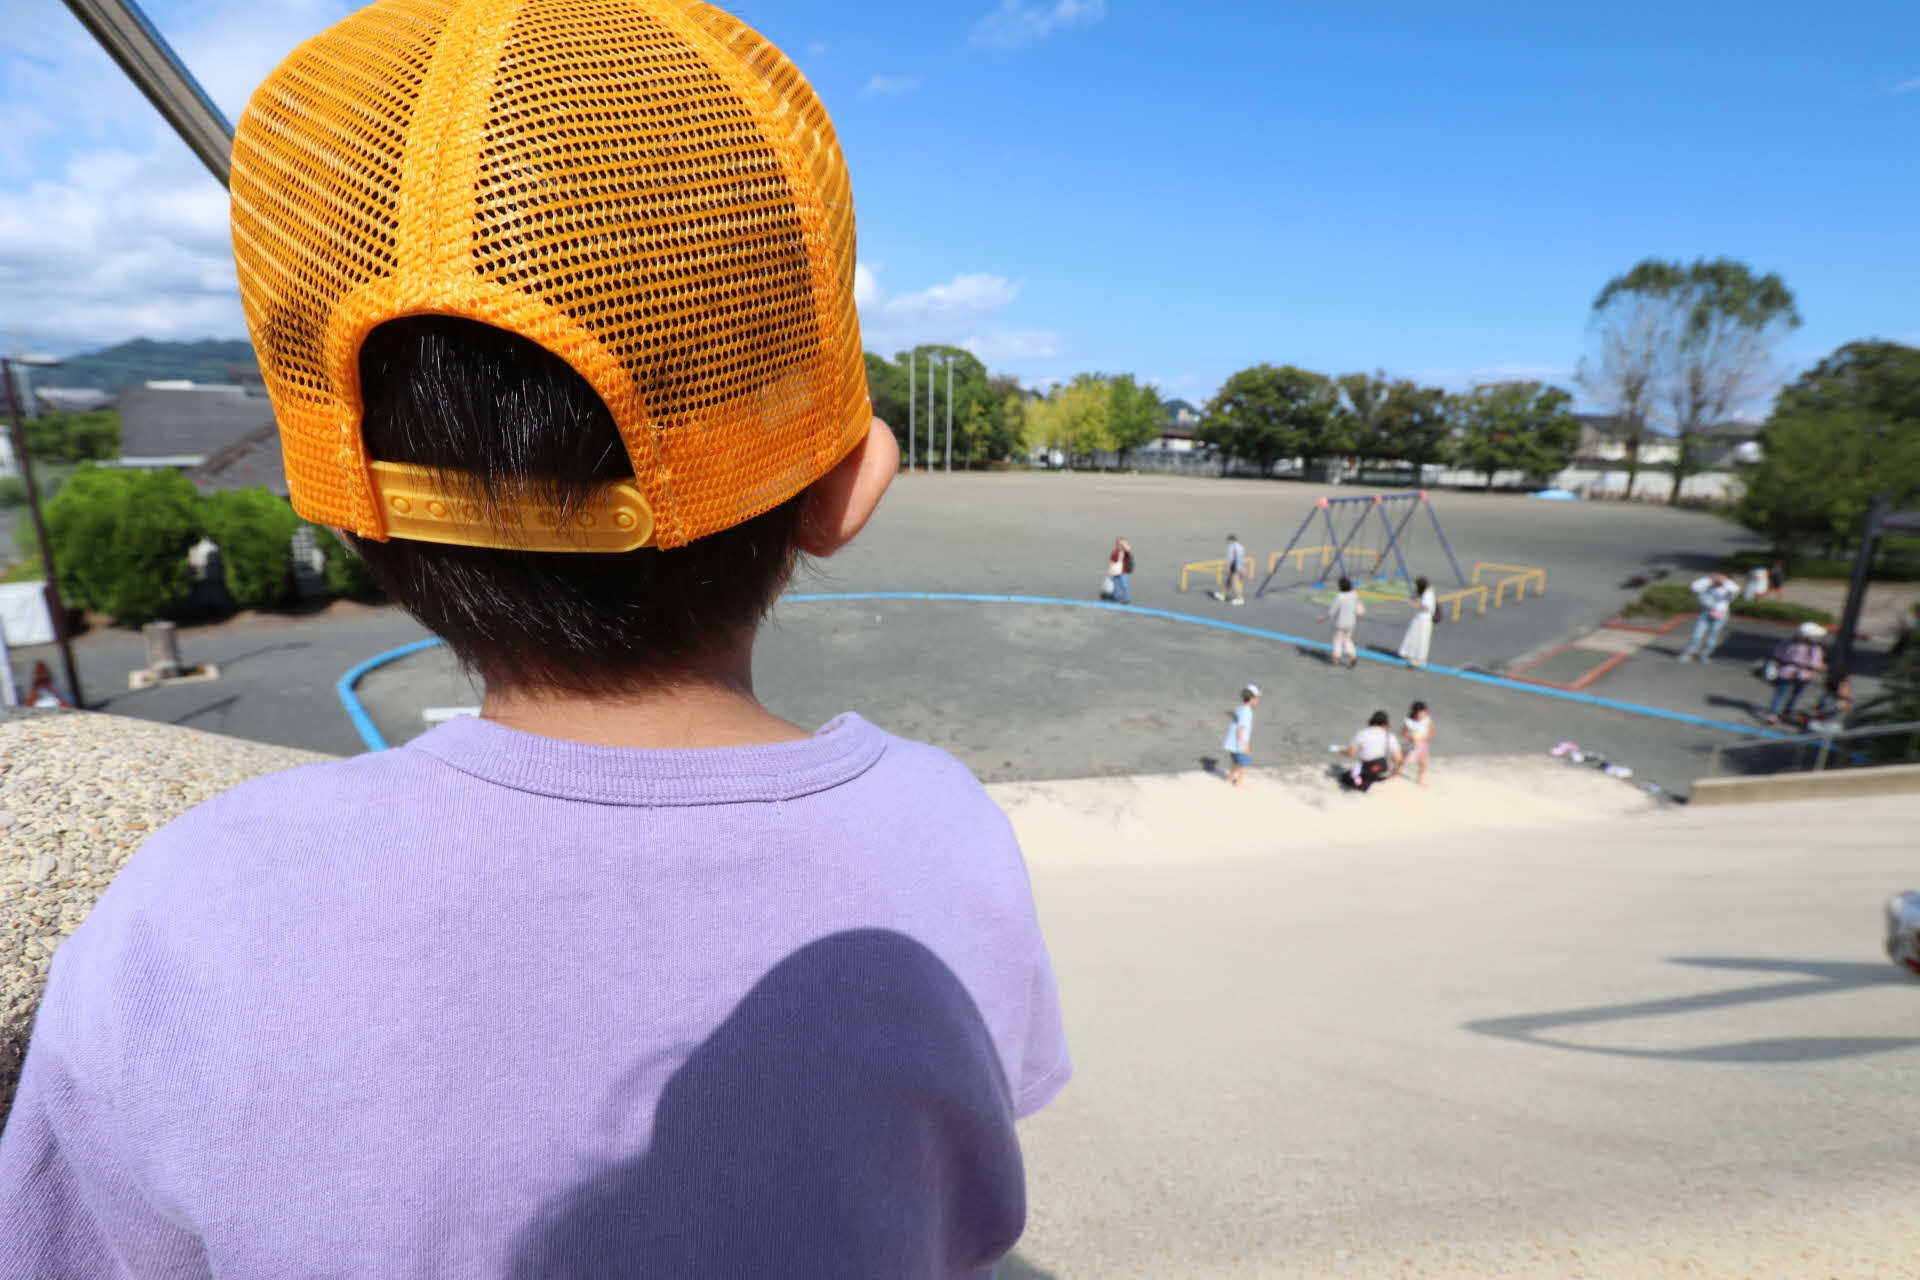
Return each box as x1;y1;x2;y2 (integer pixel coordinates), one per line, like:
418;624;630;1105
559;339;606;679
1623;582;1836;625
1725;537;1920;583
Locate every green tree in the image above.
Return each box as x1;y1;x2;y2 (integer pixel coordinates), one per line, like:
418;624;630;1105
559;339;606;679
1201;364;1337;474
1023;375;1113;465
309;524;381;598
1737;341;1920;555
1104;374;1163;467
23;409;120;463
1336;373;1450;466
1451;382;1580;490
1592;258;1801;503
867;346;1015;468
200;487;301;610
44;465;199;626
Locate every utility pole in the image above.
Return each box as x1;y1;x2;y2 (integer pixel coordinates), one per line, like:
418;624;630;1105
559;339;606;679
907;350;916;471
1834;492;1890;680
3;356;84;708
926;352;937;472
945;357;954;473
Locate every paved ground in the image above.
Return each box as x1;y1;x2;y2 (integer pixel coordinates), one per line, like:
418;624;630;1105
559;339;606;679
10;473;1886;793
1004;786;1920;1278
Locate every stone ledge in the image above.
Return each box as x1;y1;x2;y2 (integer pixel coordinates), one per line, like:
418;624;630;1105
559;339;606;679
1688;762;1920;807
0;709;332;1117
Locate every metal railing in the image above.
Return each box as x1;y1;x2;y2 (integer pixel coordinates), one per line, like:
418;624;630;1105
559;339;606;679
1707;721;1920;778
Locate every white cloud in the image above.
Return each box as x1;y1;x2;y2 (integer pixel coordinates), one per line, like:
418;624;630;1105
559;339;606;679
964;330;1062;363
863;74;920;97
806;40;831;57
0;0;360;349
1877;75;1920;95
855;263;1061;367
970;0;1108;50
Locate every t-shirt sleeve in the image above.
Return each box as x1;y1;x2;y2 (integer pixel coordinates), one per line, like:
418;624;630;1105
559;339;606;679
1013;937;1071;1120
0;929;209;1276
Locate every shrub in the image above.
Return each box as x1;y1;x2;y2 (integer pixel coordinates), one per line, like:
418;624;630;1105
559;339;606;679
200;488;300;610
312;524;381;599
1622;583;1698;617
44;465;199;626
1733;598;1837;626
1724;538;1920;583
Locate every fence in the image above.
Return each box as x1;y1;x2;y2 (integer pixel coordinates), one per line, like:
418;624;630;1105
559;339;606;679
1707;721;1920;778
1472;562;1548;608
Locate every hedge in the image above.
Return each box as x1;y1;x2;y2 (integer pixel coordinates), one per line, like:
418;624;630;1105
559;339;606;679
44;466;200;627
1623;582;1835;626
200;488;301;610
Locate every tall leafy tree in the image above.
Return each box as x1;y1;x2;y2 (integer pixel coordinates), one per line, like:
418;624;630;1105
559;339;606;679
1201;364;1338;474
1451;382;1580;490
1591;258;1800;503
1336;373;1450;466
1104;374;1163;467
1737;341;1920;554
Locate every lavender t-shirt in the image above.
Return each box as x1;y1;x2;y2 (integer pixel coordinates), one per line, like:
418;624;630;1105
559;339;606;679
1;714;1070;1278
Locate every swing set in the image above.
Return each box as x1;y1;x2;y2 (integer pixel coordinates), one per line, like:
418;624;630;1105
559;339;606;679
1255;493;1492;621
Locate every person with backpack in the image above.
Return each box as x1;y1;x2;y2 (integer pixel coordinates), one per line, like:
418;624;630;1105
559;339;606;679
1104;537;1135;605
1338;709;1403;793
1764;623;1828;724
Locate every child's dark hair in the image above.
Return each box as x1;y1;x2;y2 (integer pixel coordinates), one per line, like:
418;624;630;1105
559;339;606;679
1414;576;1430;595
1368;710;1390;727
1338;577;1353;592
1410;701;1428;718
346;316;807;695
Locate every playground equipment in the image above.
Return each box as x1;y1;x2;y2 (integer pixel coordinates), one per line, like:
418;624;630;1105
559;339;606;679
1257;493;1467;597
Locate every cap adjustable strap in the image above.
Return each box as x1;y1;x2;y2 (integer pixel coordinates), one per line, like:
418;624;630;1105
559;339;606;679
366;461;655;553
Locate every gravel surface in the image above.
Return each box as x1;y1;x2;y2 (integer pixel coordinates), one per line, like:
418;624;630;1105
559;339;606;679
0;708;330;1115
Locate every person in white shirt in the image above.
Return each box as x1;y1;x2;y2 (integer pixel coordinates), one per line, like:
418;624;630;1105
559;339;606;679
1397;700;1435;785
1221;684;1260;788
1340;709;1402;793
1398;576;1438;668
1677;572;1738;661
1320;577;1365;668
1211;535;1251;606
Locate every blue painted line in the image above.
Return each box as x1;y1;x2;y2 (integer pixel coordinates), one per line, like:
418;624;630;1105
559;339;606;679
336;638;446;752
337;593;1799;752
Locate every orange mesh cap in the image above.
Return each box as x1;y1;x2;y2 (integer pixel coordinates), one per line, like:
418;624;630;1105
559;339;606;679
230;0;869;552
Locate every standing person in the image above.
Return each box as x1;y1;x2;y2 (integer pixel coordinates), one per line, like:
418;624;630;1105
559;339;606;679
1320;577;1365;668
1102;537;1132;603
1398;700;1436;785
1742;564;1770;602
1764;623;1829;724
1340;709;1403;793
1211;534;1251;606
1398;576;1438;669
1676;571;1739;661
1221;684;1261;788
1807;669;1854;736
0;9;1070;1276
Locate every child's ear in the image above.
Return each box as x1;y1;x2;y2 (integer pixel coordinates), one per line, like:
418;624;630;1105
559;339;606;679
798;417;898;558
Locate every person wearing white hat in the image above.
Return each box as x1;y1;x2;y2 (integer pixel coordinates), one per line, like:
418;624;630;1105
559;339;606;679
1764;622;1829;724
1222;684;1261;788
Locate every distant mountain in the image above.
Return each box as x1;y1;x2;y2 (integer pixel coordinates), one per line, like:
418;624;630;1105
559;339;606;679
45;339;260;394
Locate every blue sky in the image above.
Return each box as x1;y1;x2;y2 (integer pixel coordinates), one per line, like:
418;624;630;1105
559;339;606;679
1;0;1915;409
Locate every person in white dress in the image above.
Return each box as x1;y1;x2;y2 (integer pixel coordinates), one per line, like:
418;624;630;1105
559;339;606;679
1398;576;1437;668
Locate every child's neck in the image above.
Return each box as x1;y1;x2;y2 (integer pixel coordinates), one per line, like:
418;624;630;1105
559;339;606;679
478;631;812;750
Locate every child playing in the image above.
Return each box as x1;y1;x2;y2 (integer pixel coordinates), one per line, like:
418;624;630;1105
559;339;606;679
1320;577;1365;668
1398;701;1436;785
1223;684;1261;787
0;6;1068;1275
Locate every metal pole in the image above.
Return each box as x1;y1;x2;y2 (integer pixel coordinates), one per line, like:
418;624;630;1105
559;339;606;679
60;0;234;188
2;362;84;708
1256;504;1326;597
945;358;954;473
907;352;916;471
1834;492;1890;679
1423;493;1470;586
926;354;936;472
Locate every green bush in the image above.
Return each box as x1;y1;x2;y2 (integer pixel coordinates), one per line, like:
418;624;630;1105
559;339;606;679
23;410;120;463
313;525;381;599
1733;598;1837;626
1724;538;1920;583
1622;583;1699;617
0;476;21;507
44;465;199;626
200;488;300;610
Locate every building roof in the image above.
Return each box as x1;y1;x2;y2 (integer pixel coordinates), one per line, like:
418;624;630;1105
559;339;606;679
189;424;289;496
32;387;116;414
117;383;277;463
